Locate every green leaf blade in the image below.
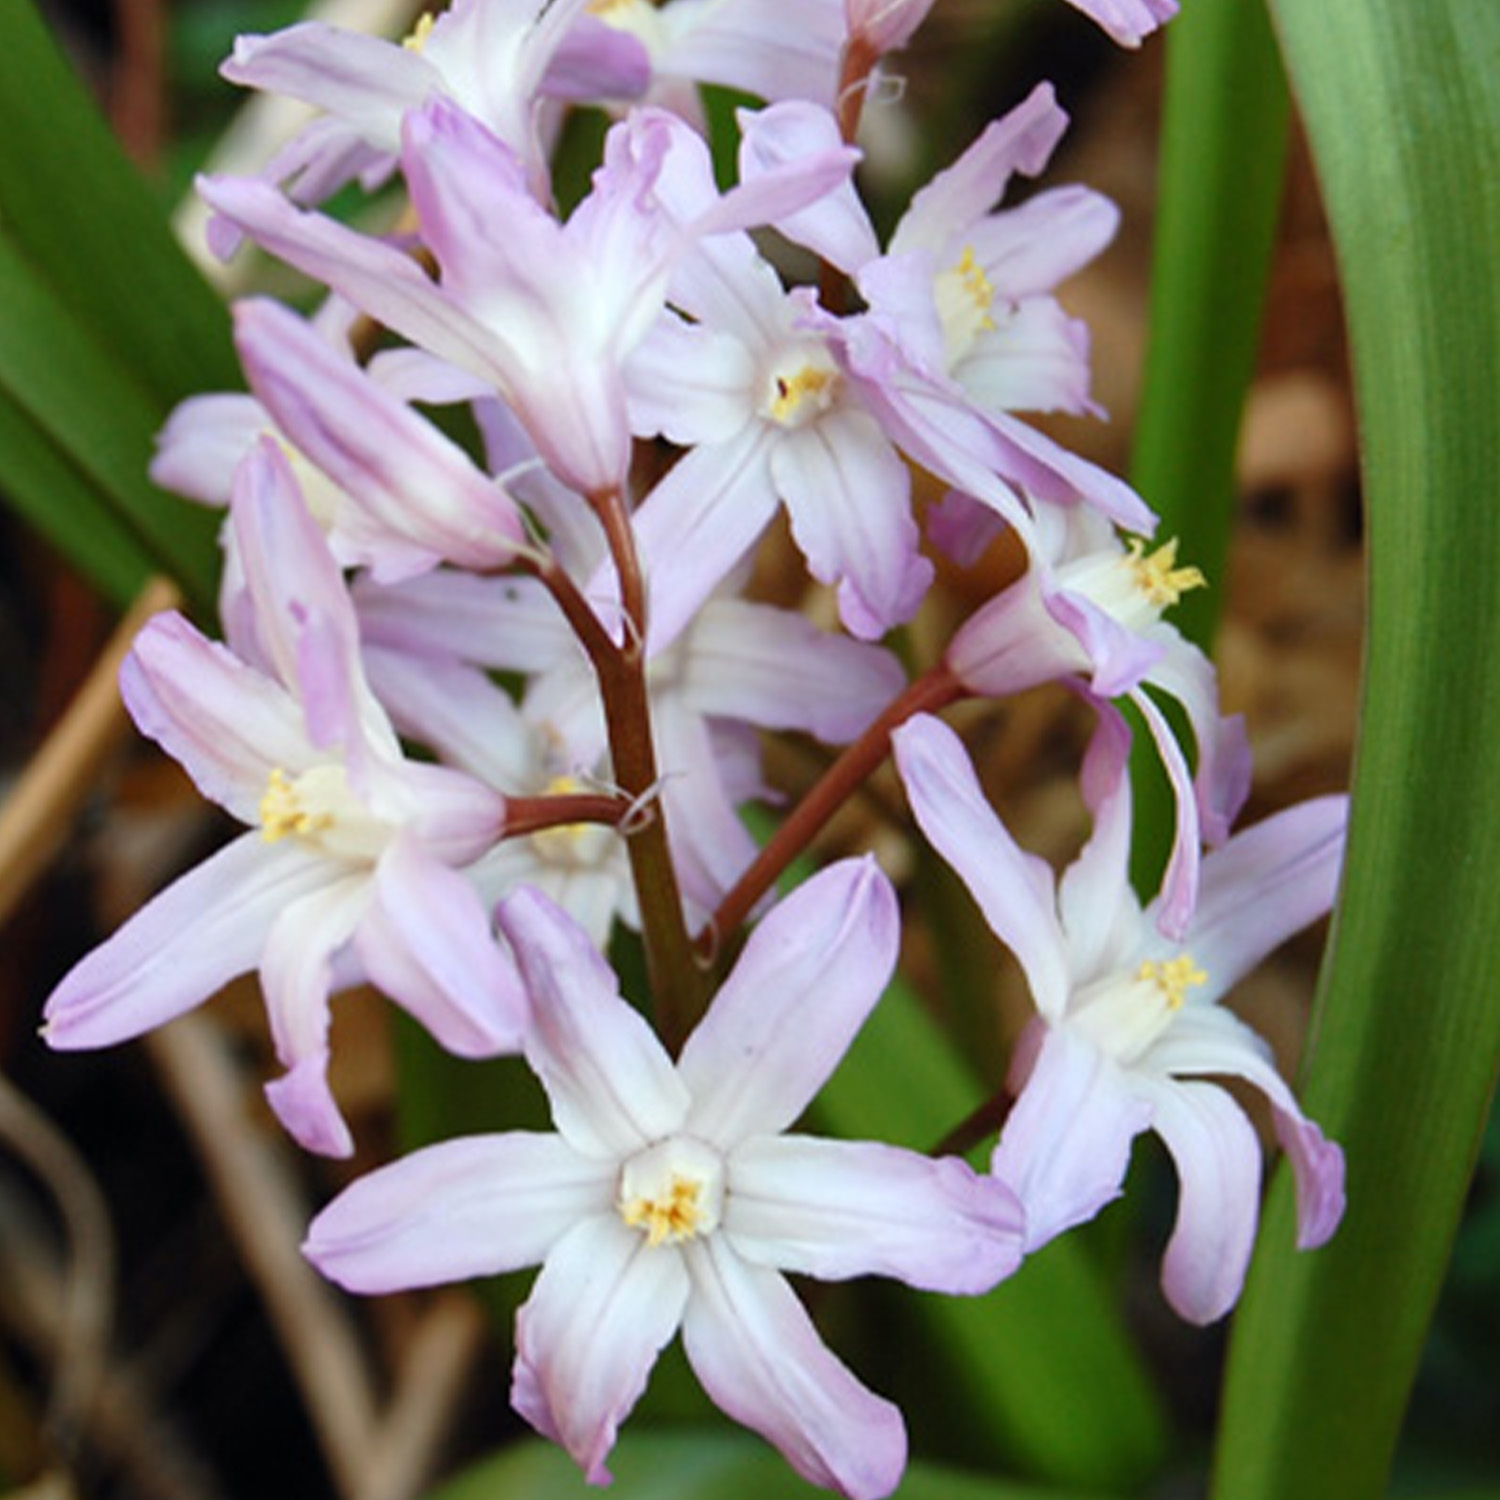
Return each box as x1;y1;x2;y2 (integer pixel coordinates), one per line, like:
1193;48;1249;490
1211;7;1500;1499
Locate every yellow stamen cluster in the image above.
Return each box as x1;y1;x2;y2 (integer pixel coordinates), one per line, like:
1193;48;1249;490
260;768;333;844
402;12;436;52
620;1175;706;1248
1125;538;1207;610
769;366;836;425
1137;954;1208;1012
951;246;997;329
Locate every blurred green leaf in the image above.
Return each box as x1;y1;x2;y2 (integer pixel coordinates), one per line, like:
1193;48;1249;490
1211;6;1500;1500
0;237;219;603
0;394;157;608
0;0;234;608
426;1429;1124;1500
0;0;239;406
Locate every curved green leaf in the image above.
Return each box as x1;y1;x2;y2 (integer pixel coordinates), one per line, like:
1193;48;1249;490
1212;7;1500;1499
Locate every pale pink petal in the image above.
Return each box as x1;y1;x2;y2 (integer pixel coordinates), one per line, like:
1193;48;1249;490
681;1237;906;1500
497;887;689;1158
1063;0;1178;48
969;185;1121;301
1131;685;1202;941
260;872;370;1157
1056;706;1144;981
1143;1007;1346;1251
991;1022;1151;1249
354;570;572;676
357;837;527;1057
681;599;906;743
847;0;939;54
196;175;519;394
304;1132;615;1293
121;611;309;825
234;298;526;577
625;312;757;445
660;0;845;106
42;835;328;1050
512;1215;690;1484
221;24;433;152
1142;639;1252;846
1155;795;1348;997
958;299;1098;416
630;426;780;652
150;392;267;505
1143;1076;1263;1324
678;857;898;1148
653;697;759;913
773;406;933;640
889;85;1068;256
725;1135;1023;1292
891;714;1070;1019
361;643;537;790
737;101;880;273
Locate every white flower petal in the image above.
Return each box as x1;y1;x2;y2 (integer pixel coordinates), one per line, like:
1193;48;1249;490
679;858;898;1148
513;1215;689;1484
681;1237;906;1500
305;1132;614;1293
726;1134;1023;1293
498;887;689;1157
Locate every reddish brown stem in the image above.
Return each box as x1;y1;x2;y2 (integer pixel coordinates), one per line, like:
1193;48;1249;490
700;663;964;959
532;512;706;1049
930;1086;1017;1160
503;793;628;838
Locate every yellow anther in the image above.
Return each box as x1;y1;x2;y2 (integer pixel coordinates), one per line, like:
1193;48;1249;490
952;246;996;328
1137;954;1208;1011
260;767;332;844
402;12;436;51
621;1175;706;1248
1125;537;1207;610
769;366;836;425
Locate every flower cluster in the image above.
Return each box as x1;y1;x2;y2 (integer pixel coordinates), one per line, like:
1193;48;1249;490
42;2;1344;1496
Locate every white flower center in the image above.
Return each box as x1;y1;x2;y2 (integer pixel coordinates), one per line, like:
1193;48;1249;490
934;245;997;368
1070;952;1208;1065
761;348;841;429
618;1136;725;1248
1057;536;1206;634
259;764;392;863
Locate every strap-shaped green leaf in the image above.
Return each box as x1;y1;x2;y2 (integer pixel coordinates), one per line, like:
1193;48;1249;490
0;395;156;606
1212;7;1500;1499
0;236;219;604
0;0;239;406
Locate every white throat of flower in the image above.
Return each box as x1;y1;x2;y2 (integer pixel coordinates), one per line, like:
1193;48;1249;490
934;245;998;368
259;764;392;863
1058;536;1206;634
618;1136;726;1248
762;347;841;429
1069;952;1208;1065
